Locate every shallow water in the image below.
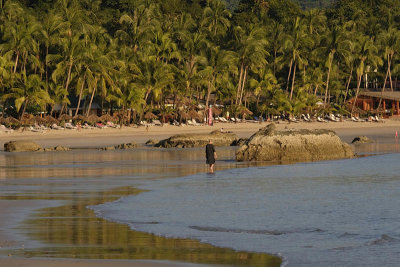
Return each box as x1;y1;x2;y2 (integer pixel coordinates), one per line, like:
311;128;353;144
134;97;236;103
0;147;281;266
1;142;400;266
91;152;400;266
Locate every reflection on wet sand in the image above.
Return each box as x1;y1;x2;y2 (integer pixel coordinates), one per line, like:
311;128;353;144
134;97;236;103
0;148;281;266
10;186;281;266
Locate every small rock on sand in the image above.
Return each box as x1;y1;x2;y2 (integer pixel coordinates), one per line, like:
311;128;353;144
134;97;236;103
351;136;373;144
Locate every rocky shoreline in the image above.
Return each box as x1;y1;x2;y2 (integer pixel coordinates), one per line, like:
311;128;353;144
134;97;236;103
236;124;354;162
155;130;238;148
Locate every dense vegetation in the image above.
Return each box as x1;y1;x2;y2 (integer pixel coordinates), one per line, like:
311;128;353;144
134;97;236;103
1;0;400;124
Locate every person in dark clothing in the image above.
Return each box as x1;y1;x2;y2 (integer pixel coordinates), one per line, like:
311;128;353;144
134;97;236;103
205;139;217;173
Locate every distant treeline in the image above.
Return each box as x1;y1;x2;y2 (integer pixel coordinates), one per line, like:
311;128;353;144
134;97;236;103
1;0;400;124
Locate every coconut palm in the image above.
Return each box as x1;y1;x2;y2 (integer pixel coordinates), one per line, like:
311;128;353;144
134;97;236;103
200;0;231;38
2;73;53;119
232;25;268;106
315;25;351;105
351;36;383;116
282;17;314;100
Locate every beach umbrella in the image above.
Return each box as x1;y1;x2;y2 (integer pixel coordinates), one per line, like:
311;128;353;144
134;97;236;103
5;116;20;125
212;106;222;116
33;115;47;125
58;114;72;121
188;109;202;120
240;106;253;116
73;114;86;121
45;116;59;124
100;114;114;122
86;114;100;123
144;112;158;120
21;116;34;125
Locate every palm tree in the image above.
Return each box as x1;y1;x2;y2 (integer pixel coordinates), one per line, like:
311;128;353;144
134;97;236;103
198;46;237;118
283;17;313;100
2;73;53;119
200;0;231;38
232;25;268;106
351;36;382;116
316;25;351;105
376;27;400;110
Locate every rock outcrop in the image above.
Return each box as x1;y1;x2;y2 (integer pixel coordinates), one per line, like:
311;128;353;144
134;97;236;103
156;131;238;148
236;123;354;162
351;136;373;144
101;142;137;150
4;141;42;152
145;139;159;146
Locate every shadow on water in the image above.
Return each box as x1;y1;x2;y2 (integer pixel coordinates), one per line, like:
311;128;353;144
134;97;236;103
0;148;281;266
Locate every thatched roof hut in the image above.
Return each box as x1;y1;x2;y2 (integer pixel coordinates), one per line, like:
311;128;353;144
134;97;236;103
73;114;86;121
86;114;100;123
45;116;59;124
100;114;114;122
59;114;72;121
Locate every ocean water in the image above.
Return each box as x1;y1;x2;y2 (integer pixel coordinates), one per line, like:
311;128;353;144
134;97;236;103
92;152;400;267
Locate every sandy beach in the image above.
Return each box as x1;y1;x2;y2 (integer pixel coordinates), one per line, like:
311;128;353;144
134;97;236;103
0;120;399;149
1;120;399;267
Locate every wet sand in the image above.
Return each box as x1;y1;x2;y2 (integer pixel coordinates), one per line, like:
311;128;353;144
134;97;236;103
0;120;399;266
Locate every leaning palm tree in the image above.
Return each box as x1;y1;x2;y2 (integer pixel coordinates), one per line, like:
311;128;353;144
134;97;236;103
232;25;268;106
377;27;400;110
351;36;383;116
282;17;314;100
315;25;351;105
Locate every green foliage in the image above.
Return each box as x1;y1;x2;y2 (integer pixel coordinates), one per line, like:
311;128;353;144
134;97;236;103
1;0;400;122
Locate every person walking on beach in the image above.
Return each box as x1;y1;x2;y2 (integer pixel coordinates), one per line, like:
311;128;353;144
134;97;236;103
206;139;217;173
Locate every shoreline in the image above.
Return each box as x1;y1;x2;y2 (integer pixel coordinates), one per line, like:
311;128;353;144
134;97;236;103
1;121;399;266
1;120;399;149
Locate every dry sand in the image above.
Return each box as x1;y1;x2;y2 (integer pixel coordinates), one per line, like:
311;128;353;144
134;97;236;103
0;120;399;149
1;119;399;267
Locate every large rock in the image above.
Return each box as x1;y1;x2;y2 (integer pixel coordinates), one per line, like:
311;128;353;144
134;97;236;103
4;141;42;152
156;131;238;148
236;124;354;162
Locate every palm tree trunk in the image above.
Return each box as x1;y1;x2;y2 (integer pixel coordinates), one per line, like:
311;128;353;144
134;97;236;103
344;66;353;103
86;79;97;117
286;59;293;92
388;54;393;91
314;84;319;95
378;63;390;111
20;100;29;120
65;58;73;93
75;74;86;117
290;62;297;100
13;51;19;73
239;66;248;106
351;75;362;116
324;56;333;105
236;61;244;105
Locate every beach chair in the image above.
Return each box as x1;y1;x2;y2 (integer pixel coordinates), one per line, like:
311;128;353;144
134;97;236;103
52;123;64;130
65;122;77;129
0;124;14;133
375;116;384;123
153;119;163;126
95;122;107;128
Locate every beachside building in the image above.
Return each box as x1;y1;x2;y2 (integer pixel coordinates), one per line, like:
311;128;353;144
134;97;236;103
348;89;400;116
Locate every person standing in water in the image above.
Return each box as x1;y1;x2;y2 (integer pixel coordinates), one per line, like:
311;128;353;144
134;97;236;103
206;139;217;173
